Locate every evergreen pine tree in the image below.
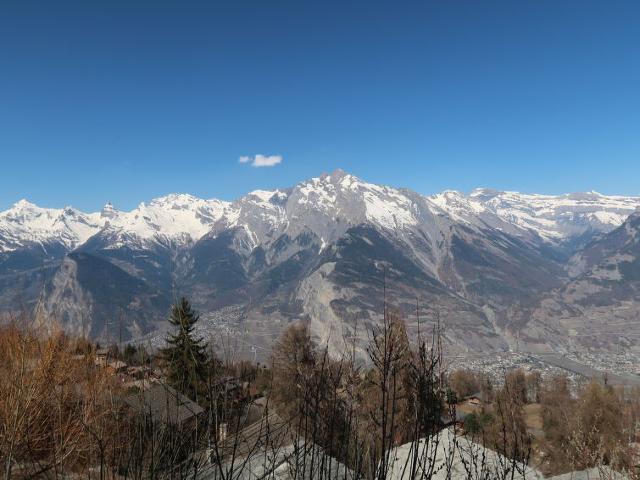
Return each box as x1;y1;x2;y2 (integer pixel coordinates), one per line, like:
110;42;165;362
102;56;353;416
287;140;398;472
161;297;208;400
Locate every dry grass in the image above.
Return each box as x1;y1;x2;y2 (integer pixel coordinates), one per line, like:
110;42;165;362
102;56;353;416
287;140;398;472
523;403;543;432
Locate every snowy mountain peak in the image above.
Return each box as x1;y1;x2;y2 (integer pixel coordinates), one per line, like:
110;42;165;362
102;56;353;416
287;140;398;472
101;202;118;219
2;172;640;255
329;168;350;181
469;188;501;200
247;189;285;204
0;200;104;253
96;193;232;247
317;168;349;181
149;193;202;208
464;188;640;241
12;198;37;209
565;191;603;201
429;190;485;220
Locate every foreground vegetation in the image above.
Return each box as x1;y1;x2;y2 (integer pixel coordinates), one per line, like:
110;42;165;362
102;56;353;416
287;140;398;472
1;301;639;479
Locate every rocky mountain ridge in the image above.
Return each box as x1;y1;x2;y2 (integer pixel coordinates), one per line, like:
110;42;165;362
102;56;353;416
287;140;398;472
1;170;639;357
3;171;638;255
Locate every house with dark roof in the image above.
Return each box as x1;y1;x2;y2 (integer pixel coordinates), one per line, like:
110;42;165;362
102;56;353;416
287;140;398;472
123;382;205;427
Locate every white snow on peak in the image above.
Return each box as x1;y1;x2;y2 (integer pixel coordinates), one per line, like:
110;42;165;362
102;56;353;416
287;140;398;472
102;194;231;246
0;199;104;252
429;190;485;222
0;193;231;252
465;189;640;240
291;171;419;230
2;173;640;253
247;190;278;203
295;176;338;214
227;189;289;242
358;182;418;229
101;202;118;219
13;199;36;209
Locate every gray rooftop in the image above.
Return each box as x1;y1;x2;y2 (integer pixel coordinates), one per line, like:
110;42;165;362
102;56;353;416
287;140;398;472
123;383;204;425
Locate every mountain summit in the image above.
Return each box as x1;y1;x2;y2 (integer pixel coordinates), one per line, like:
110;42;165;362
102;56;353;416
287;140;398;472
1;171;639;357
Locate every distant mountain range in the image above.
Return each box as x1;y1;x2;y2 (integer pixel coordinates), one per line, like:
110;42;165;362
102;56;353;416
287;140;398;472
1;170;639;358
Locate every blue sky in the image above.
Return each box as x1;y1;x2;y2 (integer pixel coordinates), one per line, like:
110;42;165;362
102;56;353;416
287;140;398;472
1;1;639;211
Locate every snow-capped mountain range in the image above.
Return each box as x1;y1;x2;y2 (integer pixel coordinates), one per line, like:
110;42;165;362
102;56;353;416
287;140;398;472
2;170;638;253
1;170;639;357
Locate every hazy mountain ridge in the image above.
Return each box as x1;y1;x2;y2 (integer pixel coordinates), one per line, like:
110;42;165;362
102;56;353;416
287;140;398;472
521;210;640;353
1;170;639;356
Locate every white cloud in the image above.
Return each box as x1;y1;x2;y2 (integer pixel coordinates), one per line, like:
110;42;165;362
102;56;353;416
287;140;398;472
253;154;282;167
239;154;283;168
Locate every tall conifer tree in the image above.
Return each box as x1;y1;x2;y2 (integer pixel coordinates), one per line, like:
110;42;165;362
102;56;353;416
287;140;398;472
161;297;208;400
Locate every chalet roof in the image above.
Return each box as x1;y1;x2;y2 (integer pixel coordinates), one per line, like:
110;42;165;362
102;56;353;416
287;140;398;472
202;437;356;480
225;440;355;480
384;427;544;480
123;383;204;425
216;411;291;460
